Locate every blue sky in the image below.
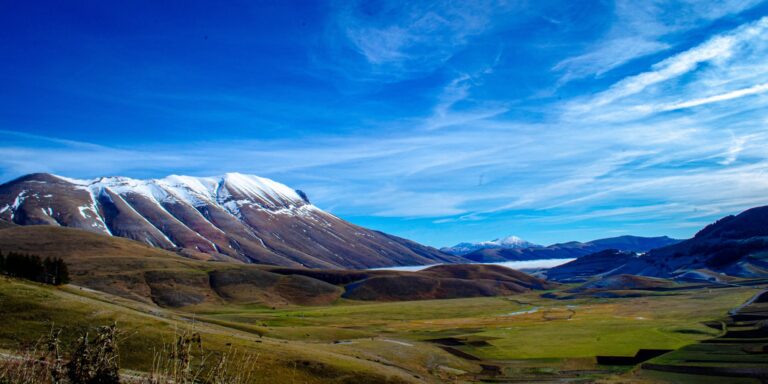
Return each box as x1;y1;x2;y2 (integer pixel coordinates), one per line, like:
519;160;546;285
2;1;768;247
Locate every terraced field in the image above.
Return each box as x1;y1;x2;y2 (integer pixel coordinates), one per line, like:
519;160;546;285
634;289;768;383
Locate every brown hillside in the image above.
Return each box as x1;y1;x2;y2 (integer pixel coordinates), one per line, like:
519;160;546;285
421;264;552;289
0;226;341;307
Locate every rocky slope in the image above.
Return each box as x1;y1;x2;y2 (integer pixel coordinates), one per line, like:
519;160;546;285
0;173;463;269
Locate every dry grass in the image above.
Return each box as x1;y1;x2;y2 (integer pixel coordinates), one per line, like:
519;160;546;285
0;325;259;384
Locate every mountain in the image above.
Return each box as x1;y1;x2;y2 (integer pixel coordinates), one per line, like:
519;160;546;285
463;235;681;262
0;173;463;269
610;206;768;279
441;235;541;255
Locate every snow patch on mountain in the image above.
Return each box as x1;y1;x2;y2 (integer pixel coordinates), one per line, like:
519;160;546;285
53;173;314;216
441;235;542;255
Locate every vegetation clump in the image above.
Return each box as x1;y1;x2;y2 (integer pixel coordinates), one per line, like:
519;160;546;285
0;324;258;384
0;251;69;285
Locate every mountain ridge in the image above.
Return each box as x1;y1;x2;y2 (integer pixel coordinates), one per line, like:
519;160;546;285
461;235;681;262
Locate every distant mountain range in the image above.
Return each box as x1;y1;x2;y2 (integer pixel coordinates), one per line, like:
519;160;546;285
548;205;768;281
448;235;681;262
440;235;541;255
0;173;463;269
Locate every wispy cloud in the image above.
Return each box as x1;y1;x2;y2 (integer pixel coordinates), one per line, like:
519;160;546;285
660;82;768;112
317;0;515;81
565;16;768;123
554;0;763;82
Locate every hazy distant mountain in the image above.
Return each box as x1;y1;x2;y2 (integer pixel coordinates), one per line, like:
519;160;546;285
0;173;463;269
462;235;681;262
441;235;542;255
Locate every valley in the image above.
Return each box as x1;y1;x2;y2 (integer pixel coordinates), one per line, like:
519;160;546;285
1;270;764;383
5;2;768;382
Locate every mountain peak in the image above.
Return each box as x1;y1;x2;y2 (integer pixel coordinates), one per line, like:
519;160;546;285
487;235;532;247
441;235;541;256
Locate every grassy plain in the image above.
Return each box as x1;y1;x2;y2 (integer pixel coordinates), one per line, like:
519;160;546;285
190;287;754;359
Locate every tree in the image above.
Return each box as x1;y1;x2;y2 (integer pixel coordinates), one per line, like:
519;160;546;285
1;252;69;285
49;257;70;285
5;252;43;280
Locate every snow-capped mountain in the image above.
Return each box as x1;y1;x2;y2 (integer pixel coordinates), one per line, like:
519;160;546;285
0;173;463;269
441;235;542;255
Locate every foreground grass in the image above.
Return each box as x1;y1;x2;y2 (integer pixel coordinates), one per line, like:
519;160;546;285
0;277;467;383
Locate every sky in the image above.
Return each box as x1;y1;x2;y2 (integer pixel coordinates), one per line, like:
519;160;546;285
2;1;768;247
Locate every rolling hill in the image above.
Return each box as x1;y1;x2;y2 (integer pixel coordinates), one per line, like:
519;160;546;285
0;173;463;269
342;264;554;301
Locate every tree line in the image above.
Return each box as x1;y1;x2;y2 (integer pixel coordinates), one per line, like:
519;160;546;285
0;250;70;285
